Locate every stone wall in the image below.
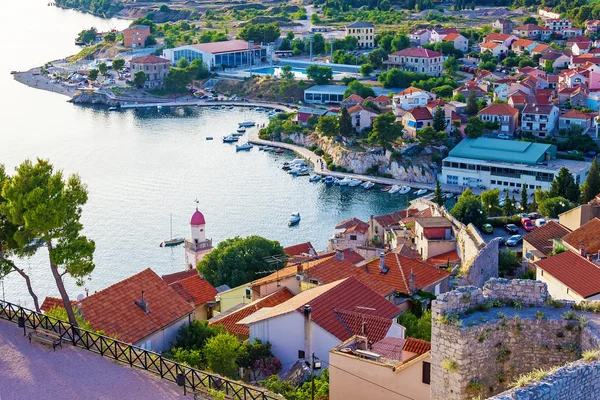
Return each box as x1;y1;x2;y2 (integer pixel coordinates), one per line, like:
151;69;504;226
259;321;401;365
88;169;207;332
461;238;499;288
431;279;586;400
489;360;600;400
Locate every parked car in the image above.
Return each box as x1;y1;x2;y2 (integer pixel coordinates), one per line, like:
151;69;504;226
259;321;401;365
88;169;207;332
497;134;510;140
528;212;541;220
519;213;529;219
506;235;523;246
504;224;519;234
535;218;547;228
523;220;535;232
521;217;531;226
496;237;506;246
482;223;494;234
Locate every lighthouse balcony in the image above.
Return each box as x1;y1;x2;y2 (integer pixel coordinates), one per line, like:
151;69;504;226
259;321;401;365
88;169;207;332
185;238;213;252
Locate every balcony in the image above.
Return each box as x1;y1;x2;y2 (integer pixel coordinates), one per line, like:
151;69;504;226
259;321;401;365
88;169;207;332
185;239;213;251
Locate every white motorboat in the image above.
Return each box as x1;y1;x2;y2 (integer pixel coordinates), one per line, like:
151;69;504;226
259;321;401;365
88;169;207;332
443;193;454;200
296;167;310;176
348;179;362;187
324;176;335;185
108;106;118;111
288;212;301;226
237;127;246;133
255;107;265;112
290;158;307;166
222;135;239;143
362;181;375;190
338;177;353;186
236;143;253;151
238;121;256;127
309;175;321;182
415;189;427;196
398;186;411;195
232;132;245;137
388;185;401;194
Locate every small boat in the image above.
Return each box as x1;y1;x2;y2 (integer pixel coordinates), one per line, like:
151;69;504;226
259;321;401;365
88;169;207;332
324;176;335;185
223;135;239;143
108;106;118;111
275;149;285;154
398;186;411;195
163;214;184;247
381;186;392;192
282;162;292;170
232;132;245;137
296;167;310;176
255;107;265;112
309;175;321;182
338;177;353;186
362;182;375;190
237;127;246;133
388;185;401;194
443;193;454;200
288;212;301;226
290;159;307;166
236;143;253;151
211;106;219;110
239;121;256;127
348;179;362;187
415;189;427;196
206;136;213;140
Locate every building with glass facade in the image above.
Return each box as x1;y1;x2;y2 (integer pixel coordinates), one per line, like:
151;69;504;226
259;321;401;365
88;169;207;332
163;40;272;70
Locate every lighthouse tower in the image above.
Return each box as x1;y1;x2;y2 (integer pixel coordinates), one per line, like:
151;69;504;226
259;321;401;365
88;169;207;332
184;205;213;270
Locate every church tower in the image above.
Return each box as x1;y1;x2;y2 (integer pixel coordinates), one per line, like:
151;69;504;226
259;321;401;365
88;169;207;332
184;203;213;270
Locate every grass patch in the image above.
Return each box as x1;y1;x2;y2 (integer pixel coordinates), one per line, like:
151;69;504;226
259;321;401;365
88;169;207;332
510;366;561;388
582;349;600;362
441;359;459;372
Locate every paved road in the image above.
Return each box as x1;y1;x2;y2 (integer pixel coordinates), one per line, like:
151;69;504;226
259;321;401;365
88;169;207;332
478;225;528;253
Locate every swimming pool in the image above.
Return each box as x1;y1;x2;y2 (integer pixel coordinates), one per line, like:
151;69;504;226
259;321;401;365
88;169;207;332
251;66;341;77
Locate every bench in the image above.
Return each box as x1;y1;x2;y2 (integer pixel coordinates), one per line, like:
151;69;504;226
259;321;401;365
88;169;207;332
28;329;63;351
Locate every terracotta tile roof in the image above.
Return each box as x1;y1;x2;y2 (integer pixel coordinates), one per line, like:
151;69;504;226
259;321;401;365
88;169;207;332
523;104;556;115
393;244;421;259
63;269;193;343
536;251;600;298
426;250;460;267
397;87;425;96
426;99;447;108
391;48;442;58
169;274;218;306
442;33;462;42
485;33;513;42
563;218;600;254
348;104;379;115
532;44;550;53
370;337;405;361
162;269;198;285
567;35;592;44
41;297;71;312
284;242;316;257
561;109;597;120
130;55;170;64
479;103;519;116
402;337;431;355
523;221;571;256
515;24;549;32
343;94;365;103
373;95;391;102
360;253;451;295
512;39;536;47
336;217;369;234
208;287;294;336
240;277;402;342
407;106;433;121
481;41;501;49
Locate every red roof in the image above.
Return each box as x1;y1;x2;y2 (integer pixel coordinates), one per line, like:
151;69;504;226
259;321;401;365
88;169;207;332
407;106;433;121
514;24;550;32
567;35;592;44
343;94;365;103
347;104;379;115
130;55;170;64
361;253;451;295
41;297;71;312
402;337;431;355
426;250;460;267
336;217;369;234
479;103;519;116
162;269;198;285
209;287;294;336
44;269;194;344
562;218;600;254
191;40;257;55
284;242;316;257
561;109;598;120
190;209;206;225
442;33;462;42
485;33;514;42
523;221;571;256
536;251;600;298
169;274;218;305
391;48;441;58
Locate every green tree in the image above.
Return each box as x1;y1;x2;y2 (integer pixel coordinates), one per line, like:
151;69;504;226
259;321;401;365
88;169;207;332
502;189;514;216
177;57;190;68
466;90;478;116
581;157;600;203
480;188;501;216
204;333;243;377
360;63;374;76
379;0;392;10
549;167;580;203
112;58;125;75
398;310;432;341
306;65;333;85
539;196;571;218
450;188;487;226
171;319;225;351
432;106;447;132
499;250;520;277
164;67;193;92
0;159;95;327
433;179;444;206
339;107;353;137
197;235;285;287
236;339;274;380
443;56;458;75
190;58;210;79
317;115;340;137
368;112;403;152
378;35;393;52
280;65;295;81
433;85;454;99
343;80;375;99
391;34;411;52
133;70;147;88
296;369;329;400
88;69;99;81
521;185;529;212
238;22;281;44
98;62;109;77
417;126;446;147
104;32;116;42
77;28;98;44
464;116;484;138
368;48;388;69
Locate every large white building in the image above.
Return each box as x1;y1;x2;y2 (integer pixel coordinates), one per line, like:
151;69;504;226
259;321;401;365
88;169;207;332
385;48;443;76
441;138;590;191
163;40;272;70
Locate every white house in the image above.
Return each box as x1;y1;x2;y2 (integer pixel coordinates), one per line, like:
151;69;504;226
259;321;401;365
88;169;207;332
483;33;519;48
347;104;380;132
442;33;469;53
410;29;431;45
329;217;370;251
392;87;436;113
521;104;560;137
239;277;404;367
480;41;508;58
429;28;459;44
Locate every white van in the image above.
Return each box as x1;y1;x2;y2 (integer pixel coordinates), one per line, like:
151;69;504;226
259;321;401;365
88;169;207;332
535;218;547;228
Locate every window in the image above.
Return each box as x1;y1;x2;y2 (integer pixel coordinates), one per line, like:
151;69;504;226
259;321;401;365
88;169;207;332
434;283;441;295
350;235;357;241
245;288;252;300
422;362;431;384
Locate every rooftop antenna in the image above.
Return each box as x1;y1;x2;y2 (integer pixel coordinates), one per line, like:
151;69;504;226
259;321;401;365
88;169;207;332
194;198;199;210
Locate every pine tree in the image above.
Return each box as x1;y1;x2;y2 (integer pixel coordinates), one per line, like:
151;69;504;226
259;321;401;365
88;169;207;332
549;167;580;203
434;179;444;206
338;107;353;137
520;185;528;212
432;106;447;132
581;157;600;203
502;189;512;216
466;90;478;116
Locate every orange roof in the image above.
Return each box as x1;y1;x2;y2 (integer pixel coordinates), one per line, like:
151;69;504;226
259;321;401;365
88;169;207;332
485;33;513;42
336;217;369;234
361;253;451;295
162;269;198;285
561;109;598;120
130;55;170;64
481;41;501;49
348;104;379;115
343;94;365;103
41;297;71;312
407;106;432;121
533;44;549;53
209;287;294;336
43;269;194;344
442;33;462;42
397;87;424;96
426;250;460;267
284;242;316;257
523;221;571;256
374;95;391;102
512;39;536;47
536;251;600;298
402;337;431;355
479;103;519;116
169;274;218;306
562;218;600;254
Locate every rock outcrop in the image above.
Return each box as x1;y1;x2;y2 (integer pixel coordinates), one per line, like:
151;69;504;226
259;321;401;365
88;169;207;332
70;92;120;107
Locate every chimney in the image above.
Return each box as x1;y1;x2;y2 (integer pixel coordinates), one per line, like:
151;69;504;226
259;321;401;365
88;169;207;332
581;245;586;257
297;263;304;273
408;269;417;294
335;251;344;261
303;305;312;360
588;254;593;261
135;291;150;314
379;253;386;269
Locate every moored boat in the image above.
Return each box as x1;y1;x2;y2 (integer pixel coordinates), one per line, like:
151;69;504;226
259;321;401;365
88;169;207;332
324;176;335;185
381;186;392;192
236;143;253;151
362;181;375;190
309;175;321;182
239;121;256;127
348;179;362;187
415;189;427;196
223;135;239;143
388;185;401;194
338;177;353;186
237;127;246;133
288;212;301;226
398;186;411;195
206;136;213;140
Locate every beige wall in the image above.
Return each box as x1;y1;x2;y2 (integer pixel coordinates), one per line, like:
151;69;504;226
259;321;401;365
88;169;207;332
329;351;431;400
216;284;251;314
559;204;600;231
345;27;374;48
257;276;300;299
536;266;585;302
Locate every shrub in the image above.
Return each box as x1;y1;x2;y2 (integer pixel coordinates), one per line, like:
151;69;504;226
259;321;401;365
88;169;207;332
441;359;459;372
582;349;600;362
510;367;560;388
545;298;565;308
466;378;485;395
535;311;545;320
314;148;324;156
496;344;511;363
562;310;577;320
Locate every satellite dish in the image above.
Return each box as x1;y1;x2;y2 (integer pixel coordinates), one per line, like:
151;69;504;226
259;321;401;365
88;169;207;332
525;253;531;260
76;293;85;302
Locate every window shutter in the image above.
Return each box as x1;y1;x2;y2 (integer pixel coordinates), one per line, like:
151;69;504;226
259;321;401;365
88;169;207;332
422;361;431;384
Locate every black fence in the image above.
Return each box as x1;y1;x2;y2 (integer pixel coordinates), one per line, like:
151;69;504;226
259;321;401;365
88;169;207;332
0;300;281;400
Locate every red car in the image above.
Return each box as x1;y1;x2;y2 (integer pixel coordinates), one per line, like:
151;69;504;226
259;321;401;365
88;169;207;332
522;218;535;232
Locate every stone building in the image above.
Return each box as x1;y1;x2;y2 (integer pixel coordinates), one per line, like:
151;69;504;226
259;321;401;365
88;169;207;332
129;55;170;89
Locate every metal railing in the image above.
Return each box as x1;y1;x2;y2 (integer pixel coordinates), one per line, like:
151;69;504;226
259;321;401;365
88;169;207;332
0;300;281;400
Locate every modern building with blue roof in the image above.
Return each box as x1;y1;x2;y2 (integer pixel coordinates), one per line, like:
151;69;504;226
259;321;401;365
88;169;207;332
442;138;590;191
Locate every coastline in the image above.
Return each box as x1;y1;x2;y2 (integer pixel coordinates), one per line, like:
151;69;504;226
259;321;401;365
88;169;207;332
13;68;77;98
